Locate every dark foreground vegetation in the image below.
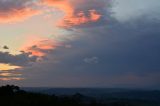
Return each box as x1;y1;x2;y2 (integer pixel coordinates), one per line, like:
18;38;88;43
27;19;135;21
0;85;160;106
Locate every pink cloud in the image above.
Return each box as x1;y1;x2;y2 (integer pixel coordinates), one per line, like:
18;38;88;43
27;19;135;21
20;35;60;57
0;8;40;23
41;0;102;28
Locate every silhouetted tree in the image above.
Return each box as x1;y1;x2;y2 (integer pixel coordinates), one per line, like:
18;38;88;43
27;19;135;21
0;85;20;96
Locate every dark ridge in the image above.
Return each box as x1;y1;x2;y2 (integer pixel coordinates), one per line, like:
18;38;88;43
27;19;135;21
0;85;160;106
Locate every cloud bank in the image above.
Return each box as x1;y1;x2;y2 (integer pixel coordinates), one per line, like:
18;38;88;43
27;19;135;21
0;0;160;89
0;0;40;23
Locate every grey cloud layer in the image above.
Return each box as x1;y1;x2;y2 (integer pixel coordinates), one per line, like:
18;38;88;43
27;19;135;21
0;0;33;11
0;52;38;66
112;0;160;21
14;14;160;88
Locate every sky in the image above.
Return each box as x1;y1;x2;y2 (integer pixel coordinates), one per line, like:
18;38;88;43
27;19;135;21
0;0;160;89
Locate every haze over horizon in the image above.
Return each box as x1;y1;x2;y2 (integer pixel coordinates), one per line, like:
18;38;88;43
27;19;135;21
0;0;160;89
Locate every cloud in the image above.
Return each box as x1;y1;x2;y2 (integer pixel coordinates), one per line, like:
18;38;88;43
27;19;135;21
0;72;21;77
20;35;60;57
0;0;40;23
112;0;160;21
3;45;9;49
58;9;101;28
0;71;23;81
84;57;99;64
12;7;160;88
0;51;38;67
0;51;38;81
41;0;109;28
0;45;9;50
0;36;61;81
0;63;21;71
0;77;24;81
0;0;110;26
1;0;160;88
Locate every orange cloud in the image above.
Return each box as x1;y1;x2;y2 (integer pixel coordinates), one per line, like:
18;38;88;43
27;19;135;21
0;8;40;23
0;72;21;77
41;0;101;28
20;35;59;57
0;63;23;80
0;77;24;81
41;0;73;15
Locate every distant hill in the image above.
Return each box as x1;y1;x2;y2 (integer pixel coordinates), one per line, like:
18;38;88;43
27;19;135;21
23;87;160;104
1;85;160;106
22;88;160;97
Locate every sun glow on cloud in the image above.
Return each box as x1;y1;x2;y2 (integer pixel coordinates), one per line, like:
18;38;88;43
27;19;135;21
20;35;60;57
0;0;103;81
0;73;22;77
58;9;101;28
41;0;101;28
0;8;40;24
0;64;23;81
0;63;21;71
0;77;24;81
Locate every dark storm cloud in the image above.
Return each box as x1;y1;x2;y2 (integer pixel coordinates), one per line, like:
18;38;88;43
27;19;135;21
18;12;160;88
2;0;160;88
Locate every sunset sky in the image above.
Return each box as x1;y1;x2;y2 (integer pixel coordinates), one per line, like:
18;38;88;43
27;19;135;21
0;0;160;89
